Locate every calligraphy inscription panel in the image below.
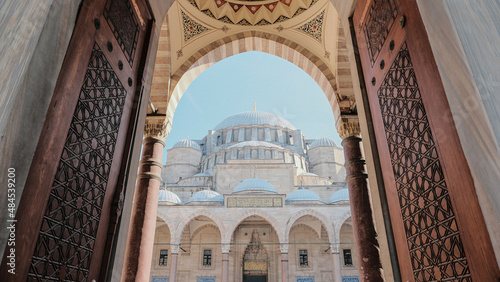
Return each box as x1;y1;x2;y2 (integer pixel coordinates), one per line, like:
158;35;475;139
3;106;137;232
227;197;283;208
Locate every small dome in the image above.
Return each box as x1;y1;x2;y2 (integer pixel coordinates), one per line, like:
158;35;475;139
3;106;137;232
172;139;201;150
158;190;182;204
227;141;283;150
286;189;322;204
214;111;296;131
233;178;277;194
189;190;224;202
328;188;349;204
310;137;337;149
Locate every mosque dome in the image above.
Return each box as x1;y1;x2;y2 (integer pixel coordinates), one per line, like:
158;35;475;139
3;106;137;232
285;189;322;204
189;190;224;202
310;137;337;149
214;111;296;131
172;139;201;150
158;190;182;204
328;188;349;204
233;178;277;194
227;141;284;150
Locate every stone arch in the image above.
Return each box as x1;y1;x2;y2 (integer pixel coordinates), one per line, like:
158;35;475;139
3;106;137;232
290;223;321;238
334;209;351;244
156;212;177;236
223;209;285;244
190;224;219;241
284;209;336;244
172;209;226;245
152;31;343;134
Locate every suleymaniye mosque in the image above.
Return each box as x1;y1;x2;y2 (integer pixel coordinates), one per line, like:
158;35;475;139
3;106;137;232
150;111;357;281
2;0;500;281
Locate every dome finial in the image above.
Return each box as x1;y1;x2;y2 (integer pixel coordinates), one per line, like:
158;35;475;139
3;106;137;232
254;101;256;111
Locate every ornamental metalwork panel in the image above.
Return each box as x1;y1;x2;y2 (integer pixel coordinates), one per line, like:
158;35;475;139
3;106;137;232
28;44;127;281
104;0;139;66
363;0;397;65
377;42;471;281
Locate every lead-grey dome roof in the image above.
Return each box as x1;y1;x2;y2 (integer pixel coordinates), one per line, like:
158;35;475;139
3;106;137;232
310;137;337;149
172;139;201;150
233;178;278;194
286;189;323;203
214;111;296;131
158;190;182;204
328;188;349;204
189;190;224;202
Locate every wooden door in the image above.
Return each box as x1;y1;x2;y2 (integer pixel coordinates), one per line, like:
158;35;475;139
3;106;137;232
0;0;152;281
352;0;499;281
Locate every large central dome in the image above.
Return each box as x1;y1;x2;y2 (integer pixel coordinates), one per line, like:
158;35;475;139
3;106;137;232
214;111;296;131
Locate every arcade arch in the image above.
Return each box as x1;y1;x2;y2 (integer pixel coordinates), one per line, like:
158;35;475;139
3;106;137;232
173;209;226;245
338;217;357;278
285;209;336;244
229;215;282;282
150;218;173;277
224;210;285;244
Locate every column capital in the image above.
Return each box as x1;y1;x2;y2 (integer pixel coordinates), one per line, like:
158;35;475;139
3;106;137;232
336;115;361;140
144;116;170;141
330;243;340;254
221;243;231;253
280;243;289;253
170;244;180;254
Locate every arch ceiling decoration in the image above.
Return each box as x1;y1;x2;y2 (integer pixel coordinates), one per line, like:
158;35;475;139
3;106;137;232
181;10;211;42
187;0;320;26
295;9;325;42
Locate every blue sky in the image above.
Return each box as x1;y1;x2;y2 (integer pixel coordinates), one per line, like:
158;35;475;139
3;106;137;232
163;51;341;164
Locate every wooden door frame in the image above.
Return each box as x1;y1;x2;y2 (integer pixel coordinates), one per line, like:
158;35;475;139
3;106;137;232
0;0;153;280
353;0;499;281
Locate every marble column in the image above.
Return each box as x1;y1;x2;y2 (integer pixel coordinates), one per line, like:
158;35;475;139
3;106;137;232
280;243;289;282
332;248;343;282
281;253;289;282
122;119;168;281
169;244;179;282
339;118;383;282
221;244;230;282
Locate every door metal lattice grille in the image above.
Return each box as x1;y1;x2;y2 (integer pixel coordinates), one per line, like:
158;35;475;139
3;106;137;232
377;42;472;282
363;0;397;65
28;43;127;281
104;0;139;66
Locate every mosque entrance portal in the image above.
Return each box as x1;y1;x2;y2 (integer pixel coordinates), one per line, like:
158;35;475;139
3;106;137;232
242;230;268;282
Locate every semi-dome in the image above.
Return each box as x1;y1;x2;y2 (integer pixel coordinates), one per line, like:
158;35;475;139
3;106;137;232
227;141;284;150
286;189;323;204
328;188;349;204
233;178;277;194
189;190;224;202
158;190;182;204
214;111;296;131
172;139;201;150
310;137;337;149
